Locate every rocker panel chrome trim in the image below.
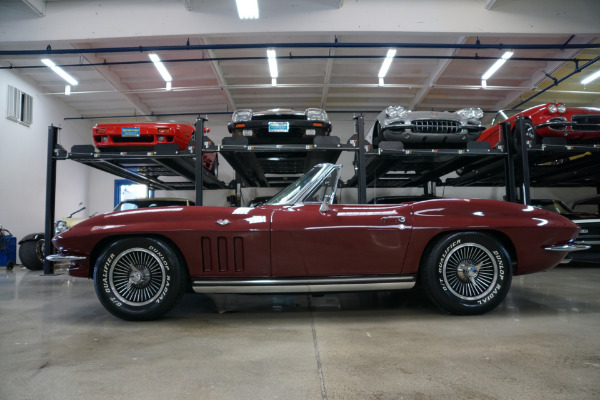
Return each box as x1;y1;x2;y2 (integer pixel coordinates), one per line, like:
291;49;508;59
191;276;416;294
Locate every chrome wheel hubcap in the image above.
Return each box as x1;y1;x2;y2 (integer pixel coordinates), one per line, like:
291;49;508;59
109;248;167;306
443;243;499;301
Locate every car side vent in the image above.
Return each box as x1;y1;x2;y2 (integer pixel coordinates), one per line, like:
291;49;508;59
201;236;245;272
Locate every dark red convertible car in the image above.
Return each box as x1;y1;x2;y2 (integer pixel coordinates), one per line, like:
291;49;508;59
49;163;586;321
478;103;600;148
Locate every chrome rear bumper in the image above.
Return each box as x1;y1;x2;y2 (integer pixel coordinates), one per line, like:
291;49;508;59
544;243;590;252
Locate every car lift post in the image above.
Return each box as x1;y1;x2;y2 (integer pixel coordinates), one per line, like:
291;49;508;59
501;121;517;202
194;117;207;206
354;114;367;204
43;124;60;275
516;116;532;205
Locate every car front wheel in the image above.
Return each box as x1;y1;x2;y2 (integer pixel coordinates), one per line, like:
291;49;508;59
93;237;187;321
420;232;512;315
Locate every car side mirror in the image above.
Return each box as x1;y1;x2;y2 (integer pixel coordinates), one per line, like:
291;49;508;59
320;195;332;213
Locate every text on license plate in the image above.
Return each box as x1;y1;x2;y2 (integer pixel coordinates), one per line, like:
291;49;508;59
122;127;140;137
268;121;290;133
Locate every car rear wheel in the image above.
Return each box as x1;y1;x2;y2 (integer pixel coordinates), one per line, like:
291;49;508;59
93;237;187;321
420;232;512;315
19;239;44;271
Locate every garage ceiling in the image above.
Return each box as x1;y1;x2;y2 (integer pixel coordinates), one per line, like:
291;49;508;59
1;0;599;126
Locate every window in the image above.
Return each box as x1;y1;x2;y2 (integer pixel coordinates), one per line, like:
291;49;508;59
6;85;33;126
114;179;151;207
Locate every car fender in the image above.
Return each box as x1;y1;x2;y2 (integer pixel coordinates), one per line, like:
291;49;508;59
18;232;44;245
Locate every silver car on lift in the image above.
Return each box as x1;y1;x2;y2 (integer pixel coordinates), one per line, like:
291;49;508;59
366;106;485;148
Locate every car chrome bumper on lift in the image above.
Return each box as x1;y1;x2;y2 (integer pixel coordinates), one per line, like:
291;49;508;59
46;254;86;262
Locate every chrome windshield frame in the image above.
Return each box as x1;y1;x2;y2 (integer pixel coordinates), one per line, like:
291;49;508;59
265;163;342;206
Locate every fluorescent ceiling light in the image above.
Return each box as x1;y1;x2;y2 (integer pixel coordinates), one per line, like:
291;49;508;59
148;53;172;82
378;49;396;78
65;85;71;95
267;49;278;79
378;77;385;86
581;69;600;85
271;78;277;86
481;79;487;89
41;58;78;86
482;51;513;81
236;0;259;19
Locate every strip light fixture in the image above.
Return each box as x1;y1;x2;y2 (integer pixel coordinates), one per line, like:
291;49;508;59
148;53;173;90
236;0;259;19
581;69;600;85
378;49;396;86
267;49;278;86
482;51;514;83
41;58;78;95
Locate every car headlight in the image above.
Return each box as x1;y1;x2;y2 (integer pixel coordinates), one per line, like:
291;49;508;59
557;103;566;113
306;108;328;121
55;220;69;235
457;107;484;120
232;109;253;123
547;104;558;113
385;106;407;119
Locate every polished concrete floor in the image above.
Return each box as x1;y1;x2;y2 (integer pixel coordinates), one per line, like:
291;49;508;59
1;264;599;400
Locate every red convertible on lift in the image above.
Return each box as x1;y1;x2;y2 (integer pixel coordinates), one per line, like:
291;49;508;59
49;163;586;321
478;103;600;148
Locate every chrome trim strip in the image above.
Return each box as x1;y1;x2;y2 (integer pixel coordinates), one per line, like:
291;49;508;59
544;244;590;252
46;254;86;262
191;276;416;294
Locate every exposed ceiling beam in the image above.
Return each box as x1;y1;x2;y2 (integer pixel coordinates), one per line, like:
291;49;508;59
198;38;237;112
21;0;45;16
321;47;335;109
409;36;466;110
72;44;156;122
493;35;598;110
484;0;497;10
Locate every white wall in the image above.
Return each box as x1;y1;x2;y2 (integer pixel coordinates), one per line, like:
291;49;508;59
0;69;96;260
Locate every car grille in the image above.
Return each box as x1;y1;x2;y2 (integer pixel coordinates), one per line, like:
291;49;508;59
412;120;462;134
253;115;305;121
572;115;600;132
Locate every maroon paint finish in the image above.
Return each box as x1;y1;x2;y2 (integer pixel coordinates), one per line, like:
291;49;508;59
53;197;579;281
478;103;600;148
270;204;413;276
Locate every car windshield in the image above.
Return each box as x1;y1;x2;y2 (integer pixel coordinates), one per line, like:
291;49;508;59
266;164;338;205
492;110;519;125
114;199;189;211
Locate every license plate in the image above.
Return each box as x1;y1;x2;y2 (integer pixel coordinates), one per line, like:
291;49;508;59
121;127;140;137
268;121;289;133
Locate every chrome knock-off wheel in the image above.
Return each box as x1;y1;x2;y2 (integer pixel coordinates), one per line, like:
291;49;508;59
421;232;512;315
94;238;186;321
110;248;166;306
442;243;498;301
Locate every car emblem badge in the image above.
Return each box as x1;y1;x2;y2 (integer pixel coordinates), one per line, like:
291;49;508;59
216;219;231;226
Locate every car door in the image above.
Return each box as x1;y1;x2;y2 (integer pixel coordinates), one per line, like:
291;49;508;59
270;203;413;277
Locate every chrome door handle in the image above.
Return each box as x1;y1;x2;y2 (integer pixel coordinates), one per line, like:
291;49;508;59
381;216;406;223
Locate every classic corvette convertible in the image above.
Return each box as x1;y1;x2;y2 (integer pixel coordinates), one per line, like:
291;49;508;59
366;106;485;148
48;163;586;321
477;103;600;148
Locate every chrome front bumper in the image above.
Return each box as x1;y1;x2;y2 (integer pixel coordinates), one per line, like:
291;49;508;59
46;254;86;262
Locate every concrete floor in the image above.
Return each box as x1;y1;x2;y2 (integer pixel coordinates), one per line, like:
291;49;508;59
1;264;599;400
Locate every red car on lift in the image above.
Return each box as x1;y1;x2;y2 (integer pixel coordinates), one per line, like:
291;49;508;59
477;103;600;148
92;122;218;174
